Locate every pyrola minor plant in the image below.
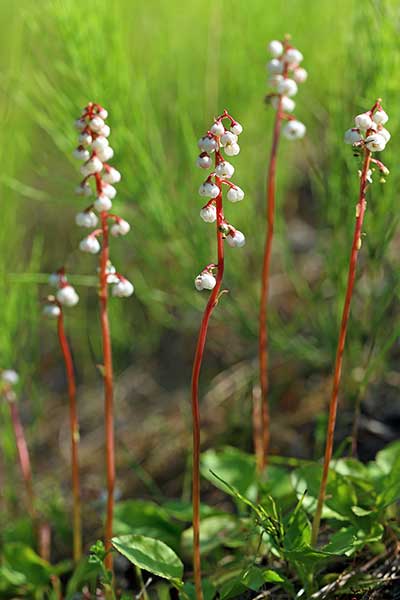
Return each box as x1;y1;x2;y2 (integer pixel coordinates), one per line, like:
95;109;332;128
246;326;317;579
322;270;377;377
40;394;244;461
311;100;390;546
73;103;133;570
191;110;244;600
43;268;82;562
257;36;307;472
0;369;36;522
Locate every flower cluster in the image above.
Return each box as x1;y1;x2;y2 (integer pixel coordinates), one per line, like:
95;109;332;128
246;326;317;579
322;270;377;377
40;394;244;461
1;369;19;401
43;268;79;316
73;102;134;298
344;100;390;182
195;111;245;291
266;38;306;140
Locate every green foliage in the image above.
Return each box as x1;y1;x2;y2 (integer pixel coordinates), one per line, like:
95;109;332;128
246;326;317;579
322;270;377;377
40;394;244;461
112;534;184;585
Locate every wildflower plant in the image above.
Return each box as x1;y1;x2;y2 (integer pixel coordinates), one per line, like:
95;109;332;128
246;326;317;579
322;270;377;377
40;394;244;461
311;99;391;546
0;369;38;540
73;102;133;570
43;268;82;562
191;110;244;600
258;36;307;472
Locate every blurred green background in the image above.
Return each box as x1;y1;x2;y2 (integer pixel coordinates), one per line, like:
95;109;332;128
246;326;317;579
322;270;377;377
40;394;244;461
1;0;400;540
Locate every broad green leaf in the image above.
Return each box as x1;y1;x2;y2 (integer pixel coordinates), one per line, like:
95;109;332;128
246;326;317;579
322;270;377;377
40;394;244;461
324;523;383;556
162;499;224;522
113;500;182;550
201;446;257;498
112;534;183;584
283;506;311;551
241;566;285;591
375;441;400;474
2;543;52;587
182;514;245;556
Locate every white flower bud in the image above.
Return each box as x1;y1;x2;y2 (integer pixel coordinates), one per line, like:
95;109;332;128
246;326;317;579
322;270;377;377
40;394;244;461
284;48;303;64
98;108;108;119
73;148;90;161
227;186;244;202
267;59;283;75
373;109;388;125
75;211;98;228
365;133;386;152
1;370;19;385
196;154;213;169
344;129;363;144
293;67;308;83
81;156;103;176
111;219;131;237
277;78;298;97
268;40;283;57
74;119;86;131
271;96;295;112
210;121;225;136
100;124;111;137
102;167;122;184
89;116;105;132
230;122;243;135
378;127;390;142
75;184;92;197
102;183;117;199
199;182;220;198
195;272;216;291
226;230;246;248
92;136;109;152
215;161;235;179
224;142;240;157
268;75;283;88
43;304;61;319
200;204;217;223
57;285;79;307
78;133;93;146
79;236;101;254
282;120;306;140
96;146;114;162
94;195;112;211
354;113;373;130
220;131;238;146
198;135;218;153
112;279;134;297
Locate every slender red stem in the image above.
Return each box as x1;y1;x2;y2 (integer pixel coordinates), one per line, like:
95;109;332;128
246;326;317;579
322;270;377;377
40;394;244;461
311;149;371;546
57;308;82;562
257;99;283;471
99;210;115;572
191;177;224;600
8;399;36;520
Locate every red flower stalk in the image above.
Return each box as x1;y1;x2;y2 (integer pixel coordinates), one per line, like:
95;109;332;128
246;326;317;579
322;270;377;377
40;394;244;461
1;372;36;521
258;36;307;471
44;268;82;561
192;110;245;600
73;103;133;572
311;99;390;546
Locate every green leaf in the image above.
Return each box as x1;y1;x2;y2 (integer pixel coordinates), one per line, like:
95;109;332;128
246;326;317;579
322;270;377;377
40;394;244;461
182;514;246;557
201;447;257;498
113;500;182;551
291;465;357;521
324;523;384;556
162;499;223;522
112;534;183;584
241;566;285;591
2;543;52;587
179;579;215;600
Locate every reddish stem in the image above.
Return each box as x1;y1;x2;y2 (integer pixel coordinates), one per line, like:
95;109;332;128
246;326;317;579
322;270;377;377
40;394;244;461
57;308;82;562
8;399;36;520
191;180;224;600
257;99;283;471
99;209;115;572
311;149;371;546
